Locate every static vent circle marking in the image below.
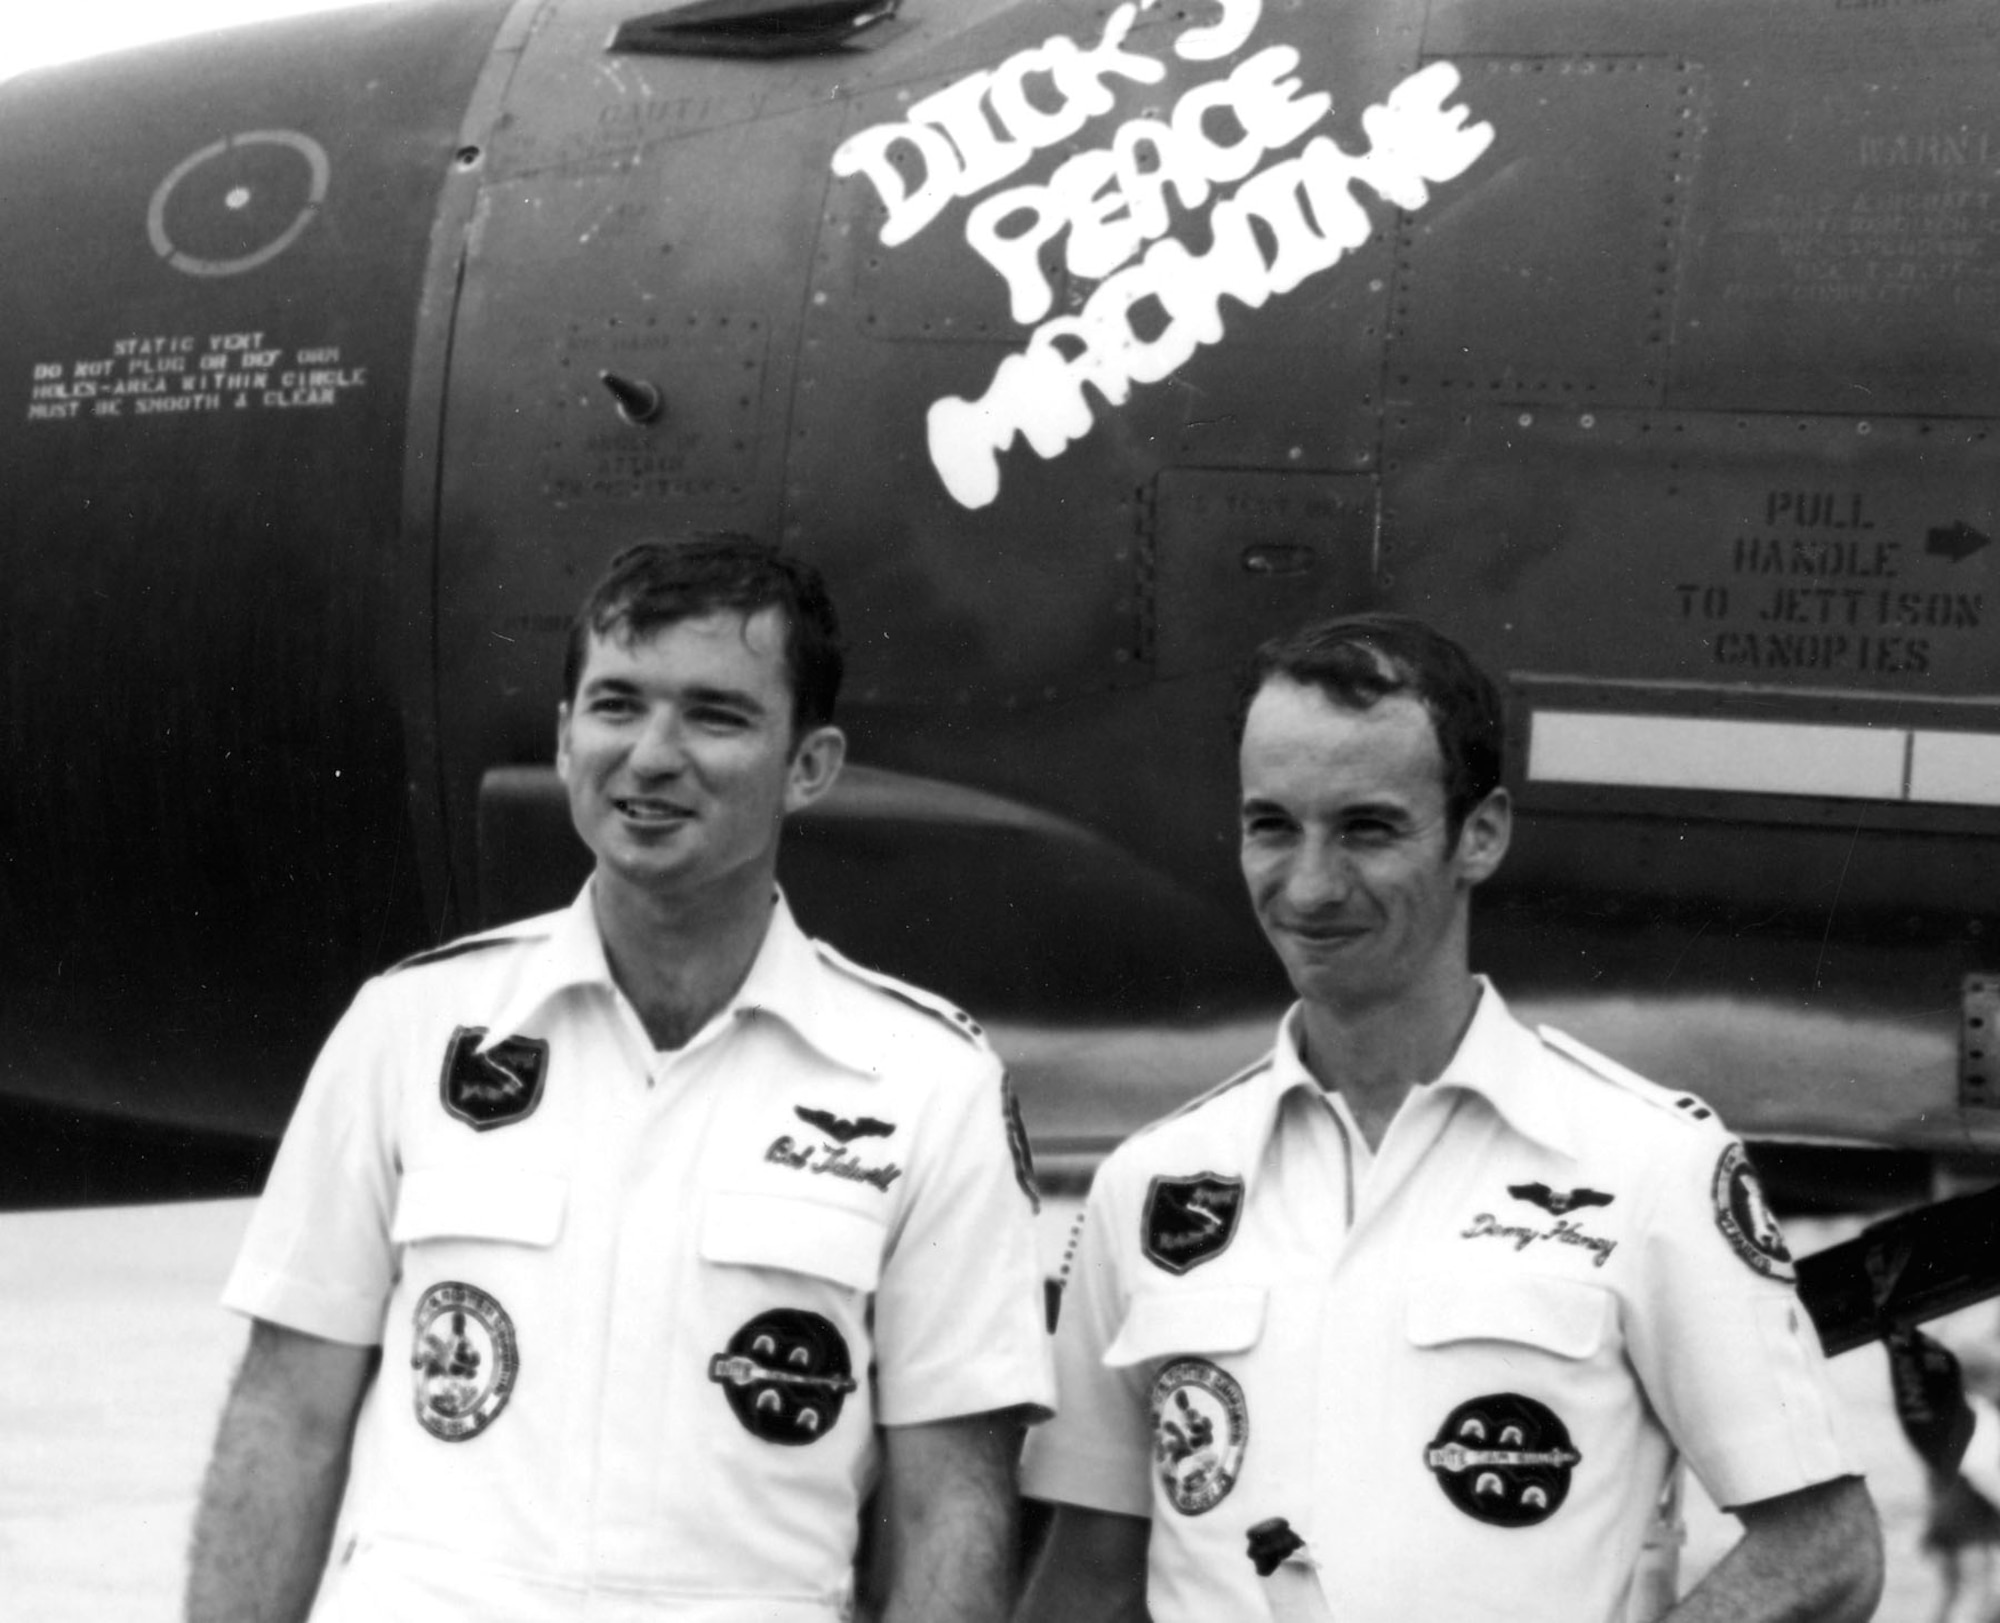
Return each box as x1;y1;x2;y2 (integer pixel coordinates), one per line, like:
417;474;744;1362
148;131;330;277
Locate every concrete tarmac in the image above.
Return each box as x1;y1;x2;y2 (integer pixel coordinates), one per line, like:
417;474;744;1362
0;1202;1989;1620
1;1200;250;1619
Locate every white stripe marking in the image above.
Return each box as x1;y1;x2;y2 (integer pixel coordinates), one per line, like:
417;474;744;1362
1529;711;2000;807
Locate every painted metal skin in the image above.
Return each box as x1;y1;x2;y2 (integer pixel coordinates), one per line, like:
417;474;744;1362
2;0;1998;1214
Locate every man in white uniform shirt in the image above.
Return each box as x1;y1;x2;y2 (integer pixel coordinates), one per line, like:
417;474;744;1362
1015;612;1882;1623
186;537;1053;1622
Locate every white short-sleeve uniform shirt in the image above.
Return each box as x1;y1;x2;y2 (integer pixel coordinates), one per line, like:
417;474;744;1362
225;886;1053;1622
1020;981;1857;1623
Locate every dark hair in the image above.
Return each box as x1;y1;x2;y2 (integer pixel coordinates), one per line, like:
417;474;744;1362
1230;612;1503;837
563;536;844;734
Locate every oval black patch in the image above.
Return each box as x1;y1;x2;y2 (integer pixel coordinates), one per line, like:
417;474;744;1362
709;1309;858;1445
1424;1393;1581;1527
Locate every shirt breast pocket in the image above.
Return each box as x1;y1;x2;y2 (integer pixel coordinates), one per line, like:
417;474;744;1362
699;1188;886;1295
391;1166;568;1249
389;1167;567;1354
1405;1274;1613;1529
1406;1272;1613;1363
697;1192;887;1448
1103;1287;1267;1518
1102;1285;1268;1369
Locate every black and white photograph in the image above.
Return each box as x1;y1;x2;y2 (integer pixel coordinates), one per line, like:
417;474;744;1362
6;1;2000;1617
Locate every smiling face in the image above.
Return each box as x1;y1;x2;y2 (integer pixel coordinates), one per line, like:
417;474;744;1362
556;607;844;916
1238;679;1509;1021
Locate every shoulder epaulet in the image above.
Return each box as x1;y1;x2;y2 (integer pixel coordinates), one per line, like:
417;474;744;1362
388;919;543;975
1536;1025;1716;1124
811;940;989;1047
1133;1054;1275;1139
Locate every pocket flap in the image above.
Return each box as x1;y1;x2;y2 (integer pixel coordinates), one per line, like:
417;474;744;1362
1103;1286;1267;1368
700;1189;886;1293
391;1167;567;1247
1406;1274;1610;1360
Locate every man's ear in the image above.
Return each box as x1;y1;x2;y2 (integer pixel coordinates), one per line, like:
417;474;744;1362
1455;787;1513;888
555;701;573;777
784;725;847;815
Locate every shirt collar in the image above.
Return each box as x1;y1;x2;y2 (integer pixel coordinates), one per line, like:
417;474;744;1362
726;894;882;1078
1433;977;1579;1158
478;882;620;1051
1212;1006;1328;1181
481;882;877;1078
1249;977;1577;1162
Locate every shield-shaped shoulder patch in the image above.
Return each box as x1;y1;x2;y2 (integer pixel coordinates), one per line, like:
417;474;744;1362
440;1027;548;1131
1142;1173;1245;1275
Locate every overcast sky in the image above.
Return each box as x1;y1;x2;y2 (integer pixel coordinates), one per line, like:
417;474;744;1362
0;0;392;83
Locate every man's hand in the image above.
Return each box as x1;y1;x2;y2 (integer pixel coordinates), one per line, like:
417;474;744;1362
1665;1475;1882;1623
184;1318;375;1623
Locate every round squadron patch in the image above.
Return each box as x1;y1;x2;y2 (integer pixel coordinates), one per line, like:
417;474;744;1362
709;1309;858;1445
1424;1393;1581;1527
1149;1358;1248;1515
410;1281;518;1442
1712;1142;1795;1282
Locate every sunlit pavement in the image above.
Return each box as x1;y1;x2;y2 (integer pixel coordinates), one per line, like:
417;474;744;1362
0;1202;1985;1619
0;1200;251;1619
